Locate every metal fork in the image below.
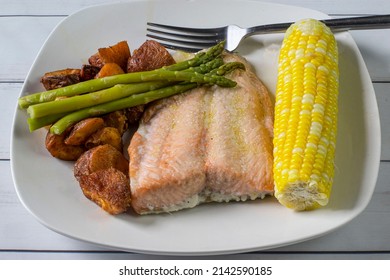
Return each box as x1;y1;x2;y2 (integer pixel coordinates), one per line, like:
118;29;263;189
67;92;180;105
147;14;390;52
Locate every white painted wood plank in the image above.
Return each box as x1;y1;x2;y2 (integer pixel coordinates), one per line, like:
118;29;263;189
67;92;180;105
269;0;390;15
1;17;389;82
0;84;19;160
349;30;390;82
0;0;389;16
0;0;108;16
376;83;390;161
2;160;390;252
0;17;63;81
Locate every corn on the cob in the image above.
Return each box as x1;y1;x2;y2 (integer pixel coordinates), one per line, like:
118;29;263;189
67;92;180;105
273;19;339;211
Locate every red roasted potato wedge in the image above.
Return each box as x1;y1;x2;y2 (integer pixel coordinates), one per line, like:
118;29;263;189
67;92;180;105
126;105;145;125
88;52;104;68
102;110;128;136
98;40;131;71
74;144;131;214
80;64;101;81
45;130;85;161
64;117;105;146
85;127;122;151
95;63;125;79
74;144;128;181
40;68;81;90
127;40;175;73
79;167;131;215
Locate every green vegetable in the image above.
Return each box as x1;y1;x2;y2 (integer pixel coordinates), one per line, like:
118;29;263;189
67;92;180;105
49;83;198;135
18;41;225;109
26;68;235;119
208;61;246;76
48;61;244;135
19;41;246;134
27;113;68;132
27;81;171;119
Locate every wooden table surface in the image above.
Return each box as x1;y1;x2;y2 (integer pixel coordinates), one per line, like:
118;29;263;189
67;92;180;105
1;0;390;259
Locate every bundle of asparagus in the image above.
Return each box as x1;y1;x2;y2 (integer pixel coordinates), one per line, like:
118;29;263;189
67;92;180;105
19;41;245;135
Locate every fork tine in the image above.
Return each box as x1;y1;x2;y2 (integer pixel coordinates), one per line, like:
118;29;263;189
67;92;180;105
146;33;217;51
157;42;204;53
146;22;225;52
147;28;220;42
147;22;224;35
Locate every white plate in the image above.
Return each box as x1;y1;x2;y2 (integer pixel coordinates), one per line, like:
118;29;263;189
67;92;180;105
11;0;381;255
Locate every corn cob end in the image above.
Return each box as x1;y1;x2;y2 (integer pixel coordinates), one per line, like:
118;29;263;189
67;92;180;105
275;182;329;211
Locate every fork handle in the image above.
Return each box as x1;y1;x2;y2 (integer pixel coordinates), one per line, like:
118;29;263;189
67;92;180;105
248;14;390;34
323;14;390;30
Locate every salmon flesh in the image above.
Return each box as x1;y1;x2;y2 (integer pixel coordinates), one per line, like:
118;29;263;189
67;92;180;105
128;53;274;214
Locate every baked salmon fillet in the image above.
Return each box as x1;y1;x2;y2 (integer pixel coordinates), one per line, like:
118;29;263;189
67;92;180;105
128;53;274;214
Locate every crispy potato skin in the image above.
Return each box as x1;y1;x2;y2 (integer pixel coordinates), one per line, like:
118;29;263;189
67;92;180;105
79;167;131;214
40;68;81;90
102;110;128;135
74;144;128;181
88;52;104;68
127;40;175;73
80;64;101;81
64;118;105;146
95;63;125;78
87;40;130;71
126;105;145;125
45;130;86;161
74;144;131;215
85;127;122;151
44;104;133;160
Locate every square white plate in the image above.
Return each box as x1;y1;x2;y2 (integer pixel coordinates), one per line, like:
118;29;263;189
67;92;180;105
11;0;381;255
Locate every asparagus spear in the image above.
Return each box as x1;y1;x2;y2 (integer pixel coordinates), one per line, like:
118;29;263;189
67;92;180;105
27;81;171;119
49;83;198;135
29;60;245;132
27;112;68;132
163;41;225;71
27;59;224;119
18;41;225;109
26;64;235;119
207;61;246;76
184;58;224;74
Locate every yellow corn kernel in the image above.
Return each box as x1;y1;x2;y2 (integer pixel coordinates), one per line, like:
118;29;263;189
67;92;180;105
273;19;339;211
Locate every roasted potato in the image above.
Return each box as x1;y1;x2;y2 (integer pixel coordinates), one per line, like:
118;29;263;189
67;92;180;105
78;167;131;214
40;68;81;90
74;144;128;181
88;52;104;68
80;64;101;81
102;110;128;135
64;118;105;146
88;40;131;72
126;105;145;125
127;40;175;73
85;127;122;151
74;144;130;214
45;129;86;161
95;63;125;79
